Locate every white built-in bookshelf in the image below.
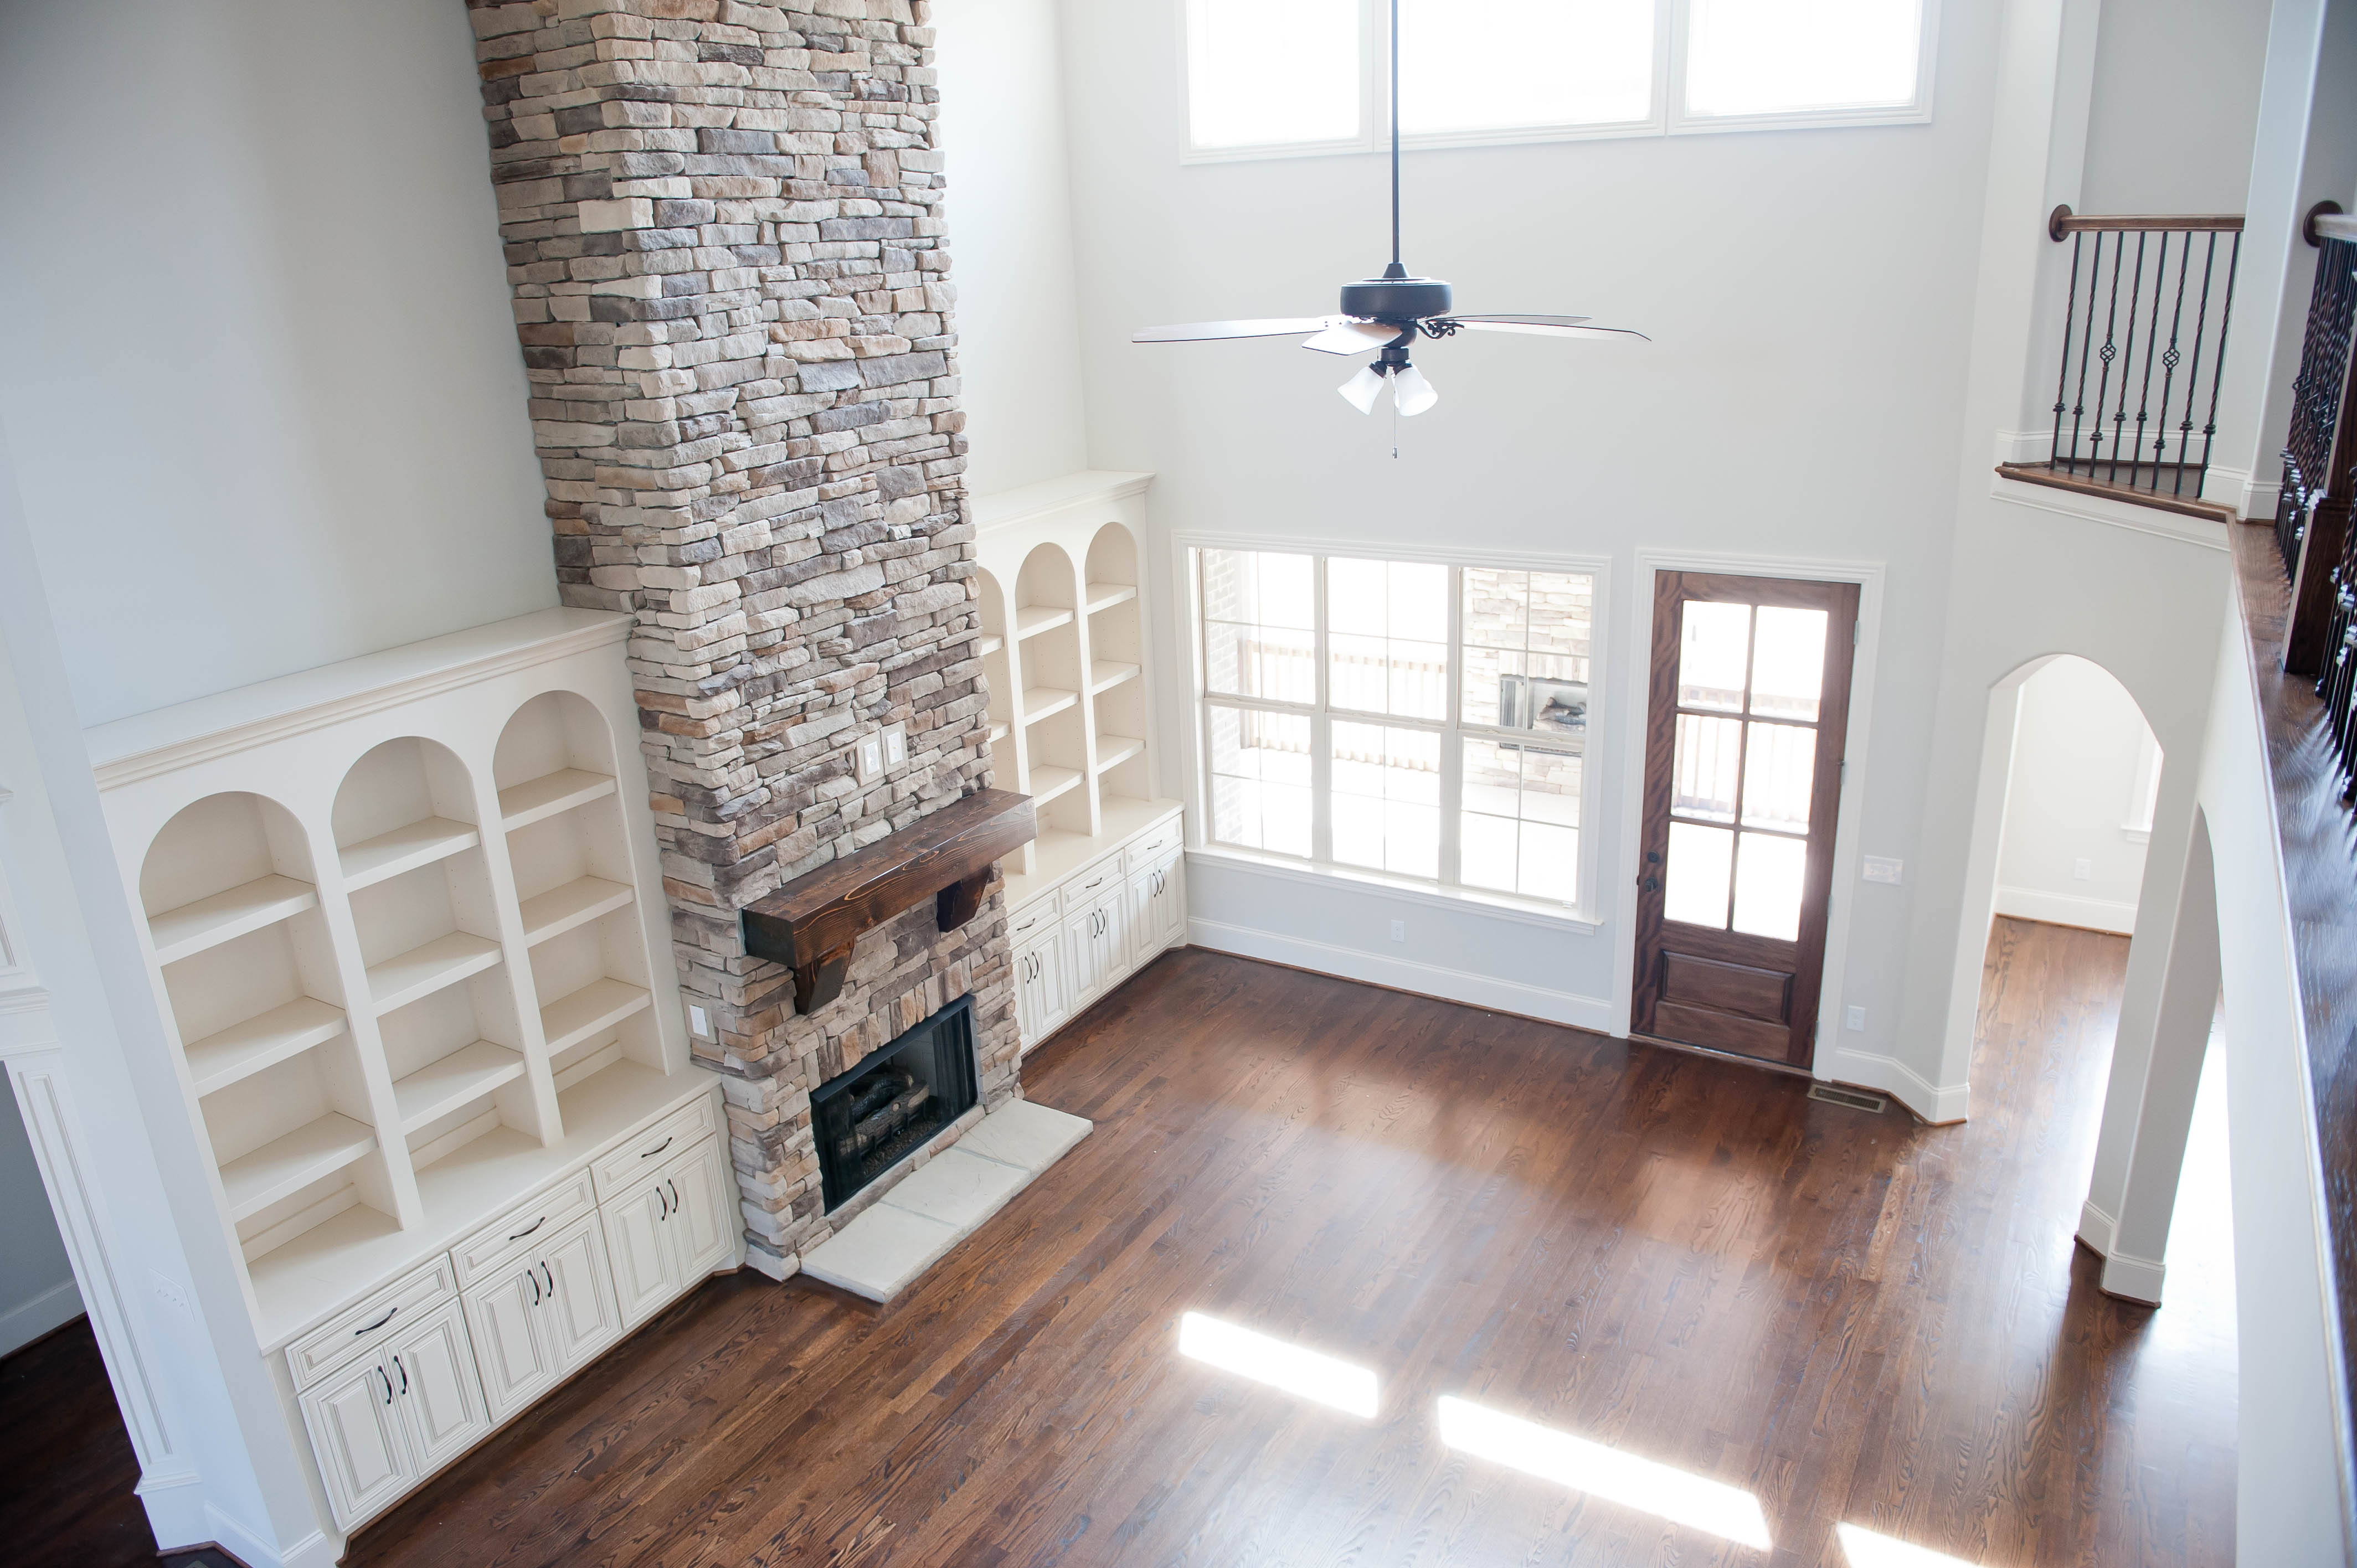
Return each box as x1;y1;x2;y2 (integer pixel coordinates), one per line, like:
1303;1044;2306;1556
89;610;708;1348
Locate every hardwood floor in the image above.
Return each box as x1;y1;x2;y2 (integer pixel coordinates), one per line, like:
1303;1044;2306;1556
20;921;2233;1567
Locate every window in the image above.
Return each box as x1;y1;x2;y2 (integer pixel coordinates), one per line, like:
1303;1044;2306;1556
1191;546;1599;915
1181;0;1934;159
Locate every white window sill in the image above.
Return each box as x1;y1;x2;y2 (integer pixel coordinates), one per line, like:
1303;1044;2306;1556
1186;843;1603;936
1181;104;1932;165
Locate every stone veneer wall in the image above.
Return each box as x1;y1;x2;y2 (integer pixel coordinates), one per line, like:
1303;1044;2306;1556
465;0;1013;1275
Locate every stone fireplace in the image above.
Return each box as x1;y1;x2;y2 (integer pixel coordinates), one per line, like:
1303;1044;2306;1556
466;0;1018;1277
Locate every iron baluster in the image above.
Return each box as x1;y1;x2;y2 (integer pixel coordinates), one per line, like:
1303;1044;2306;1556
2157;231;2193;491
2196;231;2241;493
2052;231;2083;467
2111;231;2147;487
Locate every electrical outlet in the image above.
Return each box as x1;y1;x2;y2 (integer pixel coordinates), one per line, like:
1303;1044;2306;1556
882;721;908;768
1845;1005;1866;1032
687;1004;711;1039
2073;857;2093;881
1390;919;1405;941
151;1270;192;1319
1862;856;1903;885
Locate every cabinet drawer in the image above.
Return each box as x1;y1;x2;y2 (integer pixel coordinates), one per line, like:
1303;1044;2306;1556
452;1169;597;1288
1123;816;1183;875
590;1094;718;1202
1059;854;1123;916
286;1257;455;1390
1007;898;1057;946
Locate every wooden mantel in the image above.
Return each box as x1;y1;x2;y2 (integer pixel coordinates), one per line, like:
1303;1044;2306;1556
741;788;1037;1014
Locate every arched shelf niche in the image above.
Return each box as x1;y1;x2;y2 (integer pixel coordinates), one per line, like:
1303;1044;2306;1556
1084;522;1148;806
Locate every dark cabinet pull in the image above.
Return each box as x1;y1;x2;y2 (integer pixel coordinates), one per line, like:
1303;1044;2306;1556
393;1355;408;1396
658;1184;670;1219
379;1368;394;1406
640;1136;673;1160
542;1262;555;1298
668;1178;681;1215
528;1269;541;1306
507;1215;547;1242
354;1305;399;1337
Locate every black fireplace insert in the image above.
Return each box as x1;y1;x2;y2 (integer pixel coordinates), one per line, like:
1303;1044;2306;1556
809;994;979;1212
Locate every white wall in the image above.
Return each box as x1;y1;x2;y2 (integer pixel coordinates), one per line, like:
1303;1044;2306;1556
934;0;1093;499
1060;0;2001;1048
1993;654;2155;935
2080;0;2271;213
0;1076;80;1356
0;0;556;729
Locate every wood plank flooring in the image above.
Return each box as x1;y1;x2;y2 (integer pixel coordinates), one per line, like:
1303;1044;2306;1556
16;921;2233;1566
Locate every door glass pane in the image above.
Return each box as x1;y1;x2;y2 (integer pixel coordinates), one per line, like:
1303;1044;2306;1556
1748;605;1828;721
1740;721;1815;832
1664;820;1734;928
1203;549;1315;702
1732;832;1806;940
1677;600;1751;711
1328;557;1448;720
1672;714;1742;822
1207;705;1311;857
1331;722;1440;878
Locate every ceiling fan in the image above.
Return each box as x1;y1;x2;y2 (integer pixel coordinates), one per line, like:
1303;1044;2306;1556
1133;0;1647;425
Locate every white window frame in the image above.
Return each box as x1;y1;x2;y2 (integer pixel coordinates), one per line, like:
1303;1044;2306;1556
1176;0;1938;165
1176;532;1609;927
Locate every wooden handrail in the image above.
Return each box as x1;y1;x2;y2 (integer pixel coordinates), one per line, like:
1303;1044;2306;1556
2307;201;2357;247
2048;204;2243;241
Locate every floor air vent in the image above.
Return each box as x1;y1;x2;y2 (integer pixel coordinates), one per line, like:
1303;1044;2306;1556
1808;1083;1889;1114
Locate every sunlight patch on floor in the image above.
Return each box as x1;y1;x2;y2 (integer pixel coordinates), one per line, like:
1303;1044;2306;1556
1176;1312;1380;1417
1838;1522;1988;1567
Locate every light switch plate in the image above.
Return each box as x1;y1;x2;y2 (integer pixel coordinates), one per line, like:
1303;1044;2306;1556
882;721;908;767
1862;856;1903;885
1845;1005;1866;1032
2073;857;2093;881
688;1004;711;1039
855;735;884;782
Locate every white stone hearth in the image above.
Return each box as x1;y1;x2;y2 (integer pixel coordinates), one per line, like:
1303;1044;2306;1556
800;1100;1091;1302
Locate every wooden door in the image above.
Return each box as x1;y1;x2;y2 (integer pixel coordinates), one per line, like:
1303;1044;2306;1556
461;1266;555;1422
1631;571;1859;1067
537;1214;622;1376
601;1179;680;1331
297;1355;411;1529
664;1139;736;1280
384;1299;491;1472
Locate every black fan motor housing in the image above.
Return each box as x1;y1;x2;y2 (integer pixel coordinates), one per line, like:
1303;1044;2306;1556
1340;274;1452;323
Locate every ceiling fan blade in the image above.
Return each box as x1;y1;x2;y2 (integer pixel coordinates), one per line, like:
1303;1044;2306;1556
1133;317;1336;344
1447;313;1593;327
1301;320;1399;355
1447;319;1651;343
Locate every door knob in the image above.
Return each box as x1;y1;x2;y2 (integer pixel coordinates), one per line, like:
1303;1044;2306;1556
1641;877;1660;893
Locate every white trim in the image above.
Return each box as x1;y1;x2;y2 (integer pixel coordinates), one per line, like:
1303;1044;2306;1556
971;470;1154;535
205;1501;334;1568
2097;1250;2165;1304
1611;549;1885;1082
1988;467;2231;550
1821;1044;1969;1123
1189;915;1617;1033
86;607;630;788
0;1276;83;1355
1992;883;2138;935
1187;844;1602;935
2077;1196;2117;1254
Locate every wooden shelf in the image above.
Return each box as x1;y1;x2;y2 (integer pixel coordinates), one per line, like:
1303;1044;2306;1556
520;875;635;947
150;875;318;965
1031;766;1083;806
1088;662;1140;696
498;768;616;831
541;977;652;1058
393;1041;526;1133
1015;605;1074;639
221;1114;378;1222
340;817;480;891
1094;734;1147;772
185;997;348;1097
1022;687;1077;723
368;932;502;1014
1085;582;1138;613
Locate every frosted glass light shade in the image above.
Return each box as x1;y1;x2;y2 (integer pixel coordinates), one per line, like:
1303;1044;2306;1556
1393;363;1439;416
1339;364;1388;414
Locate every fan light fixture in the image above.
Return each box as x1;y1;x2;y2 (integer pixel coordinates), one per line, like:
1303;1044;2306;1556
1132;0;1646;448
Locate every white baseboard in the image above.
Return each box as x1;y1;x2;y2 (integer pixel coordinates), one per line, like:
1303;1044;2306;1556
1994;884;2138;935
0;1277;82;1355
1187;917;1617;1034
2077;1198;2117;1255
131;1469;207;1551
2099;1250;2165;1304
1821;1045;1969;1123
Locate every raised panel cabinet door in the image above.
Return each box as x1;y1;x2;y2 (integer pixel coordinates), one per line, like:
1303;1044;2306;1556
385;1299;491;1472
461;1267;555;1422
1092;885;1131;983
1015;931;1066;1048
537;1214;623;1376
1128;853;1183;962
297;1356;411;1529
1151;853;1187;950
602;1179;681;1332
663;1139;735;1280
1062;907;1103;1009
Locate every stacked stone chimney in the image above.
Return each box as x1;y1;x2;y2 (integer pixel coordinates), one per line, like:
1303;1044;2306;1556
466;0;1013;1275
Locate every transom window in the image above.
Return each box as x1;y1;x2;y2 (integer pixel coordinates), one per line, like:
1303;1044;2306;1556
1193;546;1599;912
1183;0;1935;159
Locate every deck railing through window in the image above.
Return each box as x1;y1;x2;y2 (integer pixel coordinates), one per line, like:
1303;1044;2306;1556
2035;208;2243;505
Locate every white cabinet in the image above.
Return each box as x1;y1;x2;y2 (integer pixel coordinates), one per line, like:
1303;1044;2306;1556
1063;886;1128;1010
599;1139;734;1330
460;1212;621;1421
1129;852;1184;961
297;1297;492;1530
1014;928;1068;1046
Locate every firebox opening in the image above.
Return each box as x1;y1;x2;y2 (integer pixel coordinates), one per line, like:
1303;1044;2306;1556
811;995;980;1213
